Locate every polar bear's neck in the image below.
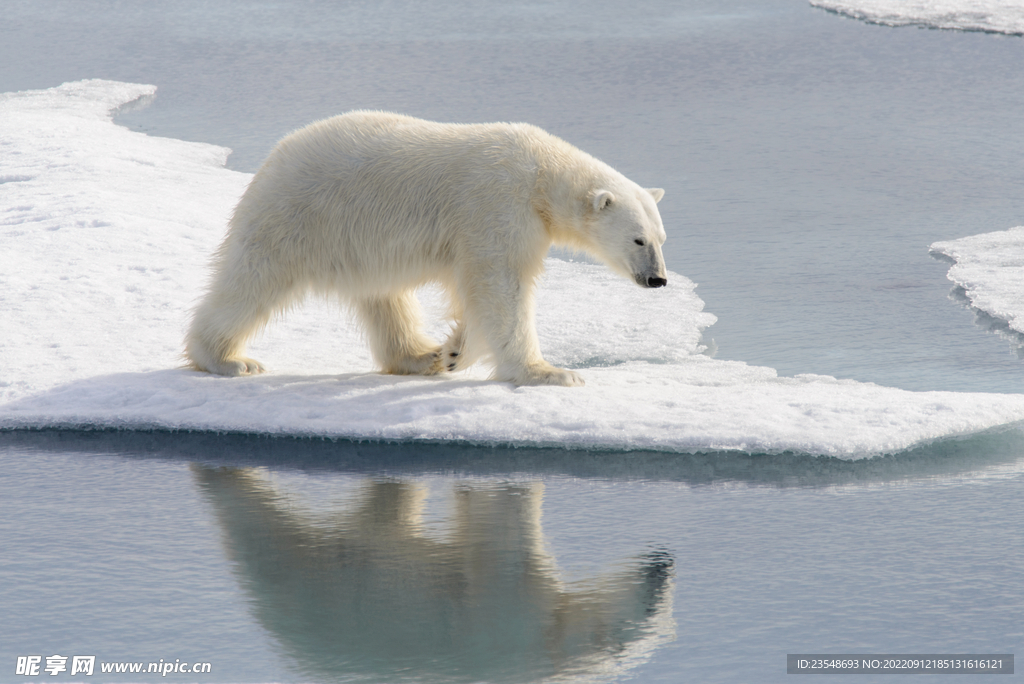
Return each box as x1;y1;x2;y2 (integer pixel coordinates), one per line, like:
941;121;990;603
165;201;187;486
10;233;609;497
530;135;619;252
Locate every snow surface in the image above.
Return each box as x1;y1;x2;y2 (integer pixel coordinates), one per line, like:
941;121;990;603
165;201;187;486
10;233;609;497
931;227;1024;344
810;0;1024;34
3;80;1024;458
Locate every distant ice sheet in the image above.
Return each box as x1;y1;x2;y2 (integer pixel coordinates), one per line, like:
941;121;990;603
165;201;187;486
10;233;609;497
931;227;1024;346
3;80;1024;458
810;0;1024;34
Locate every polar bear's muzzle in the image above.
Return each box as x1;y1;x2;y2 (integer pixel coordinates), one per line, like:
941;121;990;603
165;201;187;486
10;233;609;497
630;239;668;289
635;274;668;288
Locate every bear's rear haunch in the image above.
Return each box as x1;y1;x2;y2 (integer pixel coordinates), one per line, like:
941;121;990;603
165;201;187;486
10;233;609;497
185;112;668;387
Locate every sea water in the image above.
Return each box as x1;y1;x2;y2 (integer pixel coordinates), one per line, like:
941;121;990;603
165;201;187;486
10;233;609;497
2;0;1023;682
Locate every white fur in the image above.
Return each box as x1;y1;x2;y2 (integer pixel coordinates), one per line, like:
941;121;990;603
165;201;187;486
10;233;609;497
185;112;668;387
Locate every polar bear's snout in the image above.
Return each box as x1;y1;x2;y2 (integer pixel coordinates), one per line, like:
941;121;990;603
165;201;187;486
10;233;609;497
631;239;668;289
635;273;668;288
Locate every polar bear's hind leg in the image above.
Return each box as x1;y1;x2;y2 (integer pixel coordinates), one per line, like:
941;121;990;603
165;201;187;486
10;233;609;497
186;296;271;376
357;292;444;375
185;261;305;376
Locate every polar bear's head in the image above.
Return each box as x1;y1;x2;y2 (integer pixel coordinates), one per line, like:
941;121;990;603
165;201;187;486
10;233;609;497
586;184;669;289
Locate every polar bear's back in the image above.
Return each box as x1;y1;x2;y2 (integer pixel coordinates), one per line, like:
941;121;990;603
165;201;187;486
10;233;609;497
227;111;567;296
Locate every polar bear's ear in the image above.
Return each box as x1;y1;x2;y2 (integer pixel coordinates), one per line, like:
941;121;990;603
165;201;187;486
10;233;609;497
647;188;665;203
592;190;615;212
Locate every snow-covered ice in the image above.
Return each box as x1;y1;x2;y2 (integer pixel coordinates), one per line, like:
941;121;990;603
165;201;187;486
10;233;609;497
3;79;1024;458
810;0;1024;34
931;227;1024;347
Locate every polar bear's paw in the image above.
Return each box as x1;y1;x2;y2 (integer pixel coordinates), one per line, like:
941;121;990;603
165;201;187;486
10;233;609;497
444;350;466;372
205;356;266;376
511;364;585;387
441;326;468;372
420;349;446;375
385;348;445;376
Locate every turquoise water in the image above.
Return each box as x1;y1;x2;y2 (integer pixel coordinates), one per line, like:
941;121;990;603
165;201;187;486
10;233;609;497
2;0;1024;681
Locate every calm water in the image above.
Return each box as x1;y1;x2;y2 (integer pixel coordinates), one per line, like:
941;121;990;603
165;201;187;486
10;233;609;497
2;0;1024;681
2;429;1023;683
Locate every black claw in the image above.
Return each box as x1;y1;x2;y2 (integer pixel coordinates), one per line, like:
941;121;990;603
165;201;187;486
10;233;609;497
448;363;456;370
449;351;459;357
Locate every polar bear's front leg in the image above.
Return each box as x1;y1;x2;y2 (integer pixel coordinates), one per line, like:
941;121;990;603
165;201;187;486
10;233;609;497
463;267;584;388
357;293;444;376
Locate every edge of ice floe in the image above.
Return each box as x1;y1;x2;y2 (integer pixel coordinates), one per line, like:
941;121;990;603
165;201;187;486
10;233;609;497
810;0;1024;35
930;227;1024;349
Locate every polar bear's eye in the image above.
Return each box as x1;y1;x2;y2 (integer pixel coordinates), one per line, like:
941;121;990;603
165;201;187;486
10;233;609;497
634;238;646;246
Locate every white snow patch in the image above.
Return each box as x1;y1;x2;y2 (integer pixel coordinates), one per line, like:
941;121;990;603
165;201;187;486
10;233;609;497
931;227;1024;342
810;0;1024;34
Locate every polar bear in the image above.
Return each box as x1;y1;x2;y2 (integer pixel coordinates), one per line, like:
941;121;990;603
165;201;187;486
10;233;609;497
185;112;668;386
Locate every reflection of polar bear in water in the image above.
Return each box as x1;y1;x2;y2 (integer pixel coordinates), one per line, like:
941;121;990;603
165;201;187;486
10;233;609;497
194;467;674;682
185;112;668;386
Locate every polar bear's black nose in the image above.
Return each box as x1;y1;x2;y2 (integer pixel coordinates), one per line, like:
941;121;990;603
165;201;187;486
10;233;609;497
647;277;667;288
